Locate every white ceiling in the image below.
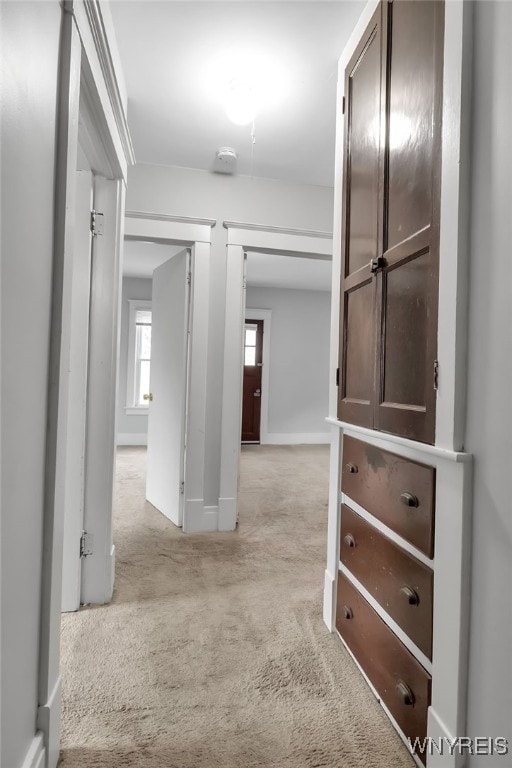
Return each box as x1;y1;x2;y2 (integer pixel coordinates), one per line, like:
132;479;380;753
123;240;185;278
110;1;364;187
246;251;332;291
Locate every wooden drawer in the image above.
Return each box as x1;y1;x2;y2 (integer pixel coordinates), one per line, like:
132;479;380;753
340;504;433;658
341;435;435;557
336;571;431;762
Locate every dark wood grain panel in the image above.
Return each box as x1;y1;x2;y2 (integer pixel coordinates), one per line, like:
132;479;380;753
340;504;433;657
341;435;435;557
336;571;431;763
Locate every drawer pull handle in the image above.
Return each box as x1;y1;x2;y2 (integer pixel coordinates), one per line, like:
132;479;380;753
342;605;353;620
400;492;419;508
345;462;358;474
343;533;356;548
400;585;420;606
396;679;415;706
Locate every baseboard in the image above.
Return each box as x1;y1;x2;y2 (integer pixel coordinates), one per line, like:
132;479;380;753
36;676;61;768
183;499;219;533
116;432;147;446
323;568;336;631
426;709;464;768
262;432;331;445
218;497;237;531
20;733;45;768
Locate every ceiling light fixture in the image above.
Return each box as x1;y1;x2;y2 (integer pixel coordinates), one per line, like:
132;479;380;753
207;47;286;126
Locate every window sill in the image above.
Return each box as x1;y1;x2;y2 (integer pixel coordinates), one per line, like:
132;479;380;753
125;407;149;416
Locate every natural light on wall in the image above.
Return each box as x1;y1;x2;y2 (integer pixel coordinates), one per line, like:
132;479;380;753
207;47;286;125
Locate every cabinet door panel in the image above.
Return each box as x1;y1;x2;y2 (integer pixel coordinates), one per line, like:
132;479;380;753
338;5;384;428
386;1;436;250
346;19;382;275
375;0;444;444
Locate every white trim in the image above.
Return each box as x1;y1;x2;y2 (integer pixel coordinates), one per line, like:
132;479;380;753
427;708;463;768
183;502;219;533
244;308;271;444
125;298;152;410
71;1;135;179
124;214;214;244
226;225;333;255
325;417;471;464
20;733;46;768
262;433;331;445
117;432;148;446
220;229;334;533
126;209;216;228
223;219;333;239
123;215;212;533
435;0;473;452
36;676;61;768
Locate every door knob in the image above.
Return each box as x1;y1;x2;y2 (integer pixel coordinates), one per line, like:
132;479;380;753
143;393;153;402
254;389;261;398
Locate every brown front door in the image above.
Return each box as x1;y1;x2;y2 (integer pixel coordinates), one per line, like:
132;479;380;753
241;320;263;443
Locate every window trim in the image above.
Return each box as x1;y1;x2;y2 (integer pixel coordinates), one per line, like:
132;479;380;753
126;299;152;413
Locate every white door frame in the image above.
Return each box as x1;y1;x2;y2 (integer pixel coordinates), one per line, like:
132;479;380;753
244;309;272;445
219;221;333;531
39;4;134;766
124;211;216;534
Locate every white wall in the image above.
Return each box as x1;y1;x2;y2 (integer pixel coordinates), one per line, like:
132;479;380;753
465;2;512;761
1;2;61;767
117;277;152;442
246;287;331;442
126;163;334;504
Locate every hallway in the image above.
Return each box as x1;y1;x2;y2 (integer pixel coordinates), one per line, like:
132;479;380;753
59;445;412;768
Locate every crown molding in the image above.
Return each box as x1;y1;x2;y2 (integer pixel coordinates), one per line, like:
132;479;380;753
223;220;333;239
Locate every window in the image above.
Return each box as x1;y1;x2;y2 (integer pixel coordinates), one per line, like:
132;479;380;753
244;324;257;366
126;300;152;412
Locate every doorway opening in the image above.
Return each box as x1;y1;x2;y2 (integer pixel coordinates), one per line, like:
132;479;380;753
241;319;264;443
117;239;191;528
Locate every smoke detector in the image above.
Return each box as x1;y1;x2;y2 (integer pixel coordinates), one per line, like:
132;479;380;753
213;147;238;174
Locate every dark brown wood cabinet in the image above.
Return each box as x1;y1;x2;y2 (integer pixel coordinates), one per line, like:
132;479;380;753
336;571;431;763
338;0;444;445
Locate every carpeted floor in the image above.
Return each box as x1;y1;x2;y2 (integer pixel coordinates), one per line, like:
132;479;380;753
59;445;413;767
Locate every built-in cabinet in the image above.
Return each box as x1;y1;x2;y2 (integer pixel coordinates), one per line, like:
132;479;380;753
329;2;469;764
338;0;444;446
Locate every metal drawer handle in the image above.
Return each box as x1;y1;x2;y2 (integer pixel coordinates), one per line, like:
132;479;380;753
400;491;419;508
400;585;420;606
345;462;358;474
343;533;356;548
342;605;353;620
396;679;415;706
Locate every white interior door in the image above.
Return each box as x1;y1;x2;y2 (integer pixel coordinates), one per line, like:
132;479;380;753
146;249;190;526
61;169;93;611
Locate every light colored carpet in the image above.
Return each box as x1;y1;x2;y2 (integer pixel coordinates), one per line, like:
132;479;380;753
59;445;413;767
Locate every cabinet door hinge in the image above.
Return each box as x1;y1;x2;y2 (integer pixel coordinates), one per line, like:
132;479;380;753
433;360;439;391
179;480;185;495
80;531;94;558
342;96;346;115
336;367;340;387
186;272;192;286
90;210;104;236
